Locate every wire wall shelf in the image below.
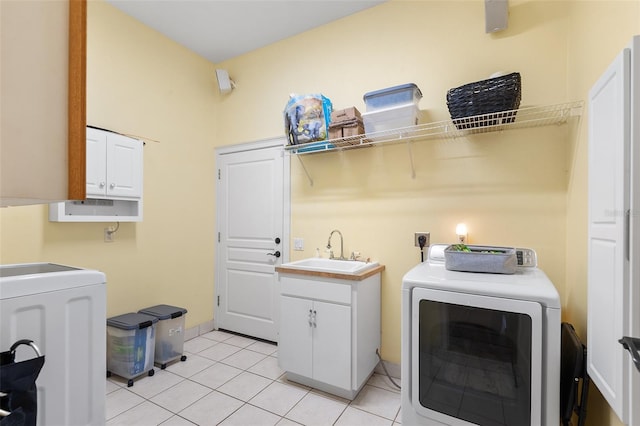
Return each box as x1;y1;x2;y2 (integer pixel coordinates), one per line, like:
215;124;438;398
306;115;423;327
284;101;584;156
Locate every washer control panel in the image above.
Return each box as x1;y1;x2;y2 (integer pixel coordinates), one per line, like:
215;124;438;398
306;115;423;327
516;248;537;267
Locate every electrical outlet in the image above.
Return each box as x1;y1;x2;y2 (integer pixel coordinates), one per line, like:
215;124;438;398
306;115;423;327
414;232;430;248
104;227;114;242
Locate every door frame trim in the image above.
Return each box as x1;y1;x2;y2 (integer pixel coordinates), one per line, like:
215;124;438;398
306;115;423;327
214;136;291;333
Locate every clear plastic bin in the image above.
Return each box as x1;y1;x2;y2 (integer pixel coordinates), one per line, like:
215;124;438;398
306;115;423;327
363;83;422;112
138;304;188;369
106;312;157;387
362;103;420;140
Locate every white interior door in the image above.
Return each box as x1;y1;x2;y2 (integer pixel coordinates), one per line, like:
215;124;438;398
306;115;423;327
587;46;632;423
215;138;289;342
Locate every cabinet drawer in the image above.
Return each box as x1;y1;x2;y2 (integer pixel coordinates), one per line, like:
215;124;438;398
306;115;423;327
280;275;351;304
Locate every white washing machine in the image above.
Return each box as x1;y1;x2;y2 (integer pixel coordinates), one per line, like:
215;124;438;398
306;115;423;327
401;245;561;426
0;263;106;425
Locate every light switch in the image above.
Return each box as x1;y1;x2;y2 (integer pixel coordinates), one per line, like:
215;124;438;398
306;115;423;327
293;238;304;251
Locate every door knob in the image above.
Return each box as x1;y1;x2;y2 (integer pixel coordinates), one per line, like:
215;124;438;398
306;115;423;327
267;251;281;258
619;336;640;373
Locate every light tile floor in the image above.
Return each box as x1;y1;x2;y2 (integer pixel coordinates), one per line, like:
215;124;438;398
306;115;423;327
106;330;402;425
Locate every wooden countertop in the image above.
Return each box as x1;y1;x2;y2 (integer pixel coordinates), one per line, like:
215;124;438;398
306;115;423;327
275;264;385;282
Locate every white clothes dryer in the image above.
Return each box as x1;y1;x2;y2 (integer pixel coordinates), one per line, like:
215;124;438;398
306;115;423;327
401;245;561;426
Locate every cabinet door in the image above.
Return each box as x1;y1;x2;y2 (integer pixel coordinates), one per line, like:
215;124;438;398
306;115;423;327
587;45;631;422
279;296;313;378
313;300;351;390
86;128;107;197
106;133;143;199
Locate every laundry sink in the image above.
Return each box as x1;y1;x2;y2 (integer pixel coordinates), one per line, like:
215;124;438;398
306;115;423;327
279;258;379;275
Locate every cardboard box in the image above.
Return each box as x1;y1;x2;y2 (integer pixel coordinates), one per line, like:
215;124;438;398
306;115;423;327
329;122;364;139
342;123;365;138
331;106;362;123
329;127;343;140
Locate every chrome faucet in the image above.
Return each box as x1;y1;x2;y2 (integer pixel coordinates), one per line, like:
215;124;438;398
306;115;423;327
327;229;345;260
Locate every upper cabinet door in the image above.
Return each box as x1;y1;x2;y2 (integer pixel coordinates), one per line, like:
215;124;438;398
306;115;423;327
105;133;143;199
86;128;108;198
587;46;631;423
85;127;143;200
0;0;86;206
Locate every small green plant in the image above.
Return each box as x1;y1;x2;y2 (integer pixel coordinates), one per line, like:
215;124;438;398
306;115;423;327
450;244;504;254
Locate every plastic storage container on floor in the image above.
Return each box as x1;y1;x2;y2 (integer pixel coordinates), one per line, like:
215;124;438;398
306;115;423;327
138;304;188;369
106;312;158;387
363;83;422;112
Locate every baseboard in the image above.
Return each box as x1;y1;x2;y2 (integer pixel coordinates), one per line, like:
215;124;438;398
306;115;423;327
184;326;199;342
375;358;401;379
185;319;215;341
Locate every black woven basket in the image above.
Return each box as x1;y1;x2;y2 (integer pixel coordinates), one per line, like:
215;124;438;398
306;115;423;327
446;72;521;130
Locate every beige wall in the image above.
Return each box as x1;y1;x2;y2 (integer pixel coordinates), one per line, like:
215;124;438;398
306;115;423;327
219;0;572;362
0;1;221;327
0;1;638;424
219;0;575;363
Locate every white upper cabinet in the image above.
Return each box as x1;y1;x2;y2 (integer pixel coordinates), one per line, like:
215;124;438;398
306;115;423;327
49;127;143;222
86;127;143;200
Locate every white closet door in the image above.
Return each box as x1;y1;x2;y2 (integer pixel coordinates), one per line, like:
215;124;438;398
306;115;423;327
587;46;631;422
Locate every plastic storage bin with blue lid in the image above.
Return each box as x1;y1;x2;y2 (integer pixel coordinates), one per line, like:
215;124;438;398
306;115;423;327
106;312;158;387
363;83;422;112
362;103;421;141
138;304;188;369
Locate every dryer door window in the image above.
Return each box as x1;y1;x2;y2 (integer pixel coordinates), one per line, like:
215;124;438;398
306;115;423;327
411;287;542;426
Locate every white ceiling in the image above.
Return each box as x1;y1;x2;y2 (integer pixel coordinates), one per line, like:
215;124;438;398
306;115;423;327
105;0;387;63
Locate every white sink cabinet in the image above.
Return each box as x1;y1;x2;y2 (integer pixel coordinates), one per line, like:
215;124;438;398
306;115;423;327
277;266;382;399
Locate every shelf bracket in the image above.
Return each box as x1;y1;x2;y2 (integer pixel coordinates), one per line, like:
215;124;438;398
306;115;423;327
296;155;314;186
406;140;416;179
